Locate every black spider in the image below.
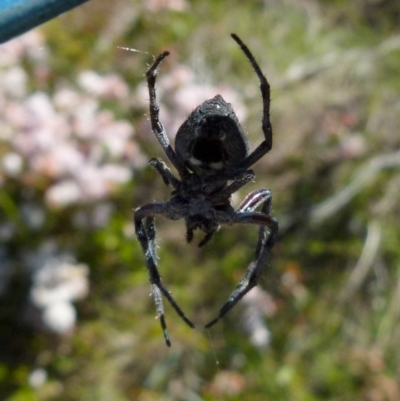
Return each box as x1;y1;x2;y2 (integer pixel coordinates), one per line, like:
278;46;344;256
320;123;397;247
134;34;278;346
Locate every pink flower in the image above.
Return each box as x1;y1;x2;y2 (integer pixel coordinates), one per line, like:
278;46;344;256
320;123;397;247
101;163;132;184
78;71;129;99
45;180;82;207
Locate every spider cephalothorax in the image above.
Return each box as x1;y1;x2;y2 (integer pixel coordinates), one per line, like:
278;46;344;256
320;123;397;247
134;34;278;346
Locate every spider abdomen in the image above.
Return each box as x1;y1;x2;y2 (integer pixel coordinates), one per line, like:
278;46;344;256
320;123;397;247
175;95;249;176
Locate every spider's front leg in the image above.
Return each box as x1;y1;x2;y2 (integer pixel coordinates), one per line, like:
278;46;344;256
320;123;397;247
146;53;189;180
205;188;278;328
134;203;195;346
231;34;273;170
149;158;181;189
209;169;255;204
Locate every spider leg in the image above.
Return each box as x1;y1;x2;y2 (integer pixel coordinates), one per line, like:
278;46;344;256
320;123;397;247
186;227;194;244
231;34;273;170
186;223;217;247
237;188;272;213
146;53;190;179
205;190;278;328
145;215;157;261
149;158;181;189
210;170;255;204
198;228;218;248
134;203;195;346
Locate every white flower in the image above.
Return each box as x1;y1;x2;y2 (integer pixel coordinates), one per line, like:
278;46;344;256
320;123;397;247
102;163;132;184
71;97;99;139
42;302;76;334
25;92;56;123
45;180;82;207
30;261;89;307
97;120;134;158
31;145;84;178
53;88;80;112
28;368;47;388
76;165;107;200
29;257;89;334
2;152;23;176
2;66;27;98
78;70;105;95
78;71;129;99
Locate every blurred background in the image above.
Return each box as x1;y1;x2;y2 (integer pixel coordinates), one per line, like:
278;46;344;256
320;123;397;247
1;0;400;399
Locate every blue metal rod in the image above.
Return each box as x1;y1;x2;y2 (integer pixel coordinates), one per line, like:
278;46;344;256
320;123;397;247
0;0;92;44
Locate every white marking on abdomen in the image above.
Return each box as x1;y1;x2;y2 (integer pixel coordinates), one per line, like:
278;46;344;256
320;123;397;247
189;157;203;166
209;162;223;169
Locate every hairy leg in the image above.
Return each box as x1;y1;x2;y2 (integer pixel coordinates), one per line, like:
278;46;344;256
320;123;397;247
231;34;273;170
205;191;278;328
134;203;195;346
146;53;189;179
149;158;181;189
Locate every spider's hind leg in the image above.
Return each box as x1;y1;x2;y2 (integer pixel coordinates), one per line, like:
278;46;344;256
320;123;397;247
134;203;195;346
205;189;278;328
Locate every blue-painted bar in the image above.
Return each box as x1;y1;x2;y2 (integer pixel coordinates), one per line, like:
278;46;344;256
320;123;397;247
0;0;92;44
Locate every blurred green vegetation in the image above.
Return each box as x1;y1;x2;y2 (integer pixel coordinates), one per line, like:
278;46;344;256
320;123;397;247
1;0;400;400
